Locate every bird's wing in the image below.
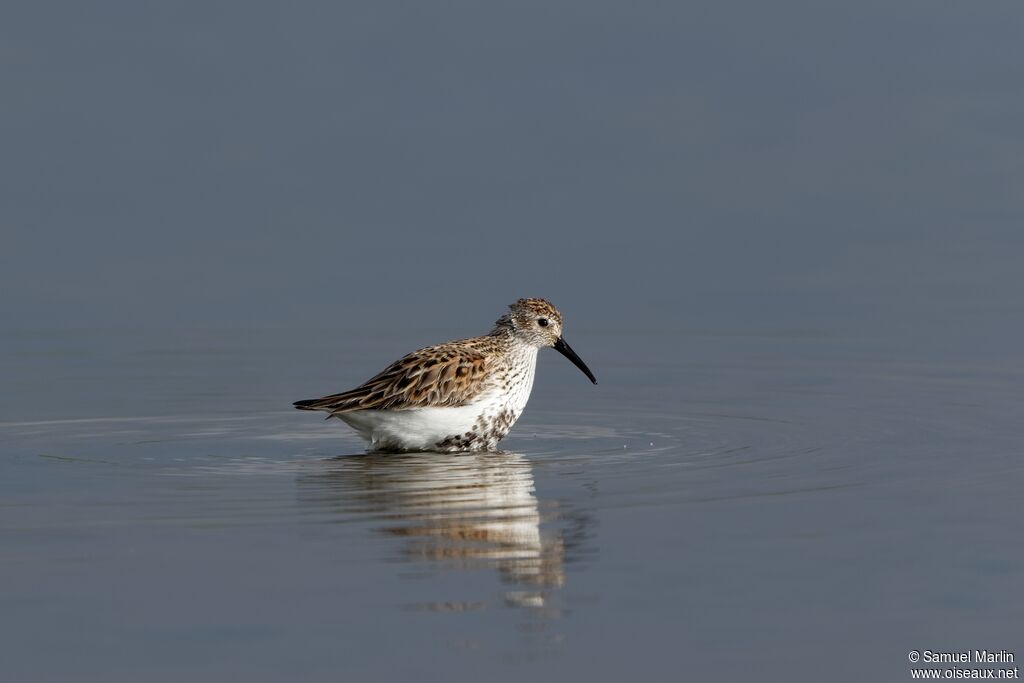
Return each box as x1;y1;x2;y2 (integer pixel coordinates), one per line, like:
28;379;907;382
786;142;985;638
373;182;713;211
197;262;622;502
293;343;493;414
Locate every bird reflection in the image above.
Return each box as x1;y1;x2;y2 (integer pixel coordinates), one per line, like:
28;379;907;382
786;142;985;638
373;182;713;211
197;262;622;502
296;452;573;615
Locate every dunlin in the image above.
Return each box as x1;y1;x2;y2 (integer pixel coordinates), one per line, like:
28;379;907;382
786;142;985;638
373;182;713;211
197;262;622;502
294;298;596;453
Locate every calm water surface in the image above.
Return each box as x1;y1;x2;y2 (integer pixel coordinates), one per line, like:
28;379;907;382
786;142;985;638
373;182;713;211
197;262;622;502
2;327;1021;682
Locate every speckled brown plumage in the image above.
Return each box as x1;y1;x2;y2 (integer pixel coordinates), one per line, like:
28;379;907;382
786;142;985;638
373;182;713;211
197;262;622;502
294;298;596;453
293;342;494;414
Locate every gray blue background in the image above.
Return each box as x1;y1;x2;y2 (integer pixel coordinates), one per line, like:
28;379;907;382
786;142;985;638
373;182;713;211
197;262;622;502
3;2;1022;682
4;2;1021;341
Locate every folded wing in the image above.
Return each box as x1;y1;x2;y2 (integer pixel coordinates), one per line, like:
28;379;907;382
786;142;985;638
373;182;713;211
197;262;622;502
293;344;492;414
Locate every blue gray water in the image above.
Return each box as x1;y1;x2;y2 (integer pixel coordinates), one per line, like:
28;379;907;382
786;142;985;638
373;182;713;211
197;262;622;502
3;325;1021;681
3;1;1024;680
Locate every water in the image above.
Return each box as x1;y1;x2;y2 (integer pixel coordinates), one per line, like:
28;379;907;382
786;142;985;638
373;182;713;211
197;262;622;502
2;326;1021;681
3;3;1024;677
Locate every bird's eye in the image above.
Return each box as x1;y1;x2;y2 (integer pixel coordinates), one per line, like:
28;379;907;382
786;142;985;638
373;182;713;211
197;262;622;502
537;318;549;327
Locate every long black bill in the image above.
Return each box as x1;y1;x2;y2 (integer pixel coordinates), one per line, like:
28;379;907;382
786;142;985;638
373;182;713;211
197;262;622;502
553;336;598;384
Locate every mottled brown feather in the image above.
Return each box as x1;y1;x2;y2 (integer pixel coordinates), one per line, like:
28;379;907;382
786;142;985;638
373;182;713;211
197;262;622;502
296;342;493;414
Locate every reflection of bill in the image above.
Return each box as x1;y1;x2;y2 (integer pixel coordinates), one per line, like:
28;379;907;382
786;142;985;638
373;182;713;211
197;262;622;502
297;452;572;612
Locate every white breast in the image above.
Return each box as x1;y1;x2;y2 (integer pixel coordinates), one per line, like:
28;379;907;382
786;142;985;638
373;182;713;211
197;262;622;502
503;346;538;418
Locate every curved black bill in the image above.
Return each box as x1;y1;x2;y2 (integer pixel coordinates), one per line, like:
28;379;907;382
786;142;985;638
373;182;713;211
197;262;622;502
553;336;597;384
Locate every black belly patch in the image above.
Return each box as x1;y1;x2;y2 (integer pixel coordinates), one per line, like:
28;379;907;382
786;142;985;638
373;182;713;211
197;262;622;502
434;409;519;452
478;409;516;442
435;431;483;451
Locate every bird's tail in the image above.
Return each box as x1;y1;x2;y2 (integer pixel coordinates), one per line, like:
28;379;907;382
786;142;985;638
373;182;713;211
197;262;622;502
293;398;327;411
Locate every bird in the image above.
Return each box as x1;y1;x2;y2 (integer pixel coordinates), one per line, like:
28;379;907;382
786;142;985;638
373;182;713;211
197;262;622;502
293;298;597;453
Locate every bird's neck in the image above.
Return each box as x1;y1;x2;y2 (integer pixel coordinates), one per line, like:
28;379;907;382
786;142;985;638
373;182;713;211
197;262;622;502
489;314;514;336
487;319;539;360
